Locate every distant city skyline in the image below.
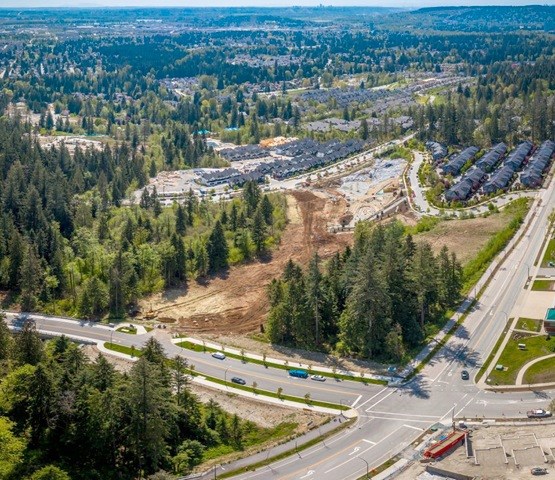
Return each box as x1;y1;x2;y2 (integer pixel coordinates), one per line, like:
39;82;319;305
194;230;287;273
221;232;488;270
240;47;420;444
2;0;554;8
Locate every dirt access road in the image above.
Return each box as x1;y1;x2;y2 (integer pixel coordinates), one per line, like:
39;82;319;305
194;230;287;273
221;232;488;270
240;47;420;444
140;191;352;334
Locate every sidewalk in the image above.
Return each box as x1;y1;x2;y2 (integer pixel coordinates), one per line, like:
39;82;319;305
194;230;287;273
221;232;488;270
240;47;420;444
99;340;353;415
402;186;542;380
184;414;354;480
173;337;396;383
477;216;551;388
515;352;555;386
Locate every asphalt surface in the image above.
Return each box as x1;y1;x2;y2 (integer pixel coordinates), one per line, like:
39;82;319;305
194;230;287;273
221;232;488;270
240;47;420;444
3;157;555;480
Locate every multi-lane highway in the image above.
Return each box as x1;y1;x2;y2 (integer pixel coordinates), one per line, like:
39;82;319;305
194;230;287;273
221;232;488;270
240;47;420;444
3;161;555;480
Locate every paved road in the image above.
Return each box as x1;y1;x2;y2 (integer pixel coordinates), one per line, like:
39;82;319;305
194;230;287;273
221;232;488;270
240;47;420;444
4;157;555;480
408;151;536;217
5;313;383;406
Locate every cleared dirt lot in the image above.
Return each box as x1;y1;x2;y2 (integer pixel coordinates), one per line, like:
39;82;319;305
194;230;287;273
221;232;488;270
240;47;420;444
140;191;352;335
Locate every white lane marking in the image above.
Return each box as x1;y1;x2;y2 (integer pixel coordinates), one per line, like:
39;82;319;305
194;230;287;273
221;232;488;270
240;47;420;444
365;410;438;419
362;439;376;445
348;447;360;456
356;387;389;409
403;424;424;431
351;394;362;408
364;389;397;412
323;426;404;474
299;470;314;479
363;415;434;424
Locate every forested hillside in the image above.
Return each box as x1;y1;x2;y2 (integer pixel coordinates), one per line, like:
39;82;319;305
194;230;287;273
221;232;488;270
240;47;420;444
0;116;285;318
267;222;462;361
0;323;279;479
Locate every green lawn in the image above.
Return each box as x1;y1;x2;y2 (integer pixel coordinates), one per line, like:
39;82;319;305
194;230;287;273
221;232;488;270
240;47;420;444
175;341;387;386
475;319;513;383
515;317;542;332
104;342;142;357
486;334;555;385
540;238;555;267
523;356;555;385
531;279;555;291
116;326;137;334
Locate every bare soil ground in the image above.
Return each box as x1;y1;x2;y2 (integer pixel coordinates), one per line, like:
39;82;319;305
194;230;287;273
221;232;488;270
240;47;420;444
140;191;352;335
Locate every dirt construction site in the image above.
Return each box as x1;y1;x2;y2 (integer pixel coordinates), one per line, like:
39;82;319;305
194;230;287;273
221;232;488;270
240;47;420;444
139;190;353;335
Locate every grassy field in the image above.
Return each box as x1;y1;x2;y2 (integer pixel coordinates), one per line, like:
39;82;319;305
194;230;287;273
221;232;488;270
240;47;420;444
515;317;543;332
523;356;555;385
540;238;555;267
176;340;387;385
486;334;555;385
531;279;555;291
415;199;530;280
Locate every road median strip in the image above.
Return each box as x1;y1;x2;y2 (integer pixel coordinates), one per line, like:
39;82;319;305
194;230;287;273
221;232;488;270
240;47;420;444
175;339;388;386
103;342;351;413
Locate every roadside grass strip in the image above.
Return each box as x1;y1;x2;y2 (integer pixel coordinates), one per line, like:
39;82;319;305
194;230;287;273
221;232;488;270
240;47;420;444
116;326;137;334
532;279;555;291
523;356;555;385
218;417;356;479
103;342;349;411
176;340;387;386
515;317;542;332
486;334;555;385
540;238;555;267
475;319;512;383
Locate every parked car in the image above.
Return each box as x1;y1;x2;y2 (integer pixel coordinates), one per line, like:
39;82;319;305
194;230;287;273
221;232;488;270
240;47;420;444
461;370;469;380
527;409;552;418
531;467;548;475
311;375;326;382
212;352;226;360
231;377;246;385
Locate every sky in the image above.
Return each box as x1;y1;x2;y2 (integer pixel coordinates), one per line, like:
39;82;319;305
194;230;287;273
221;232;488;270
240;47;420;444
2;0;554;7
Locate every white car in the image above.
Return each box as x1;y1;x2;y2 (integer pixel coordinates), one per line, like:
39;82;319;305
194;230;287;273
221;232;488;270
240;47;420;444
211;352;226;360
311;375;326;382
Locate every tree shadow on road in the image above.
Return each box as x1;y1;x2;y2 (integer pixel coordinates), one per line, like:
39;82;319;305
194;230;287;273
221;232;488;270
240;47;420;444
397;374;431;399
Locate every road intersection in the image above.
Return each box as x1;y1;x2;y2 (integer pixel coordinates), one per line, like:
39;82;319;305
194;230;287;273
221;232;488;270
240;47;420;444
3;154;555;480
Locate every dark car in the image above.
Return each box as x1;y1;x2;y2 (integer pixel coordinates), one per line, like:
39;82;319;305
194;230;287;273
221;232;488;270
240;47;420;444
231;377;246;385
531;467;548;475
461;370;469;380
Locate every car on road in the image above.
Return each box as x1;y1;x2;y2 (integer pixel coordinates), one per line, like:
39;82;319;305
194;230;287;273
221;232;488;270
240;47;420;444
311;375;326;382
288;369;309;379
527;409;551;418
531;467;548;475
211;352;226;360
461;370;469;380
231;377;246;385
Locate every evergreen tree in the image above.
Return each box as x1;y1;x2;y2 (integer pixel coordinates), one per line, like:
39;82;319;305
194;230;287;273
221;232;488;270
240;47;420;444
207;220;228;273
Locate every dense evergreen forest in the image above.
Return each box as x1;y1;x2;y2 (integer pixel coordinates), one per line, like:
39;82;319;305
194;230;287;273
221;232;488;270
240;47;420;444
267;222;462;361
0;116;285;318
0;323;273;479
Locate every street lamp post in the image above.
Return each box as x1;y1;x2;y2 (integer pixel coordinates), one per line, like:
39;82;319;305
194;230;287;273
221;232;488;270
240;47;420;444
357;457;369;479
224;367;229;388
